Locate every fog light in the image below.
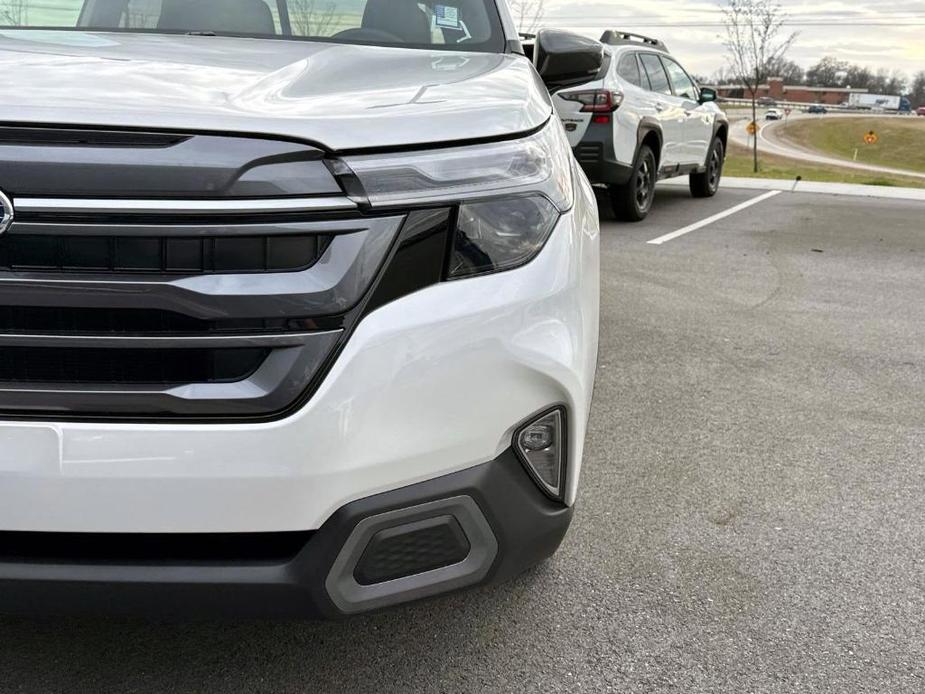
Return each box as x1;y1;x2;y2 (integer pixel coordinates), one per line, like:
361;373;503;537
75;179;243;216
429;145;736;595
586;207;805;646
514;408;567;501
522;423;554;451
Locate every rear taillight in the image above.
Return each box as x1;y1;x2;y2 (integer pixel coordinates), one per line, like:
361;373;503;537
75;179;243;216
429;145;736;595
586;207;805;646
560;89;623;113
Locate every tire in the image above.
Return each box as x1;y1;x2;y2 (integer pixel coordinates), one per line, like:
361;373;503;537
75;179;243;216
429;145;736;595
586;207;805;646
609;145;657;222
690;137;724;198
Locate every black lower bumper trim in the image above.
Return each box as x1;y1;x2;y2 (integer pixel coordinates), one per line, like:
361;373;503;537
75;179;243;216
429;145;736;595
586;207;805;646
573;121;633;186
0;447;573;619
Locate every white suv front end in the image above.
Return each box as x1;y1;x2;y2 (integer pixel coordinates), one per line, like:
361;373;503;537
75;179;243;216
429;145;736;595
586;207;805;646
0;7;599;617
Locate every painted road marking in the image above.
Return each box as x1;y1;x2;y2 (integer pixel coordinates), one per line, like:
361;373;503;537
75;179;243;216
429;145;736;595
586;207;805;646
647;190;782;246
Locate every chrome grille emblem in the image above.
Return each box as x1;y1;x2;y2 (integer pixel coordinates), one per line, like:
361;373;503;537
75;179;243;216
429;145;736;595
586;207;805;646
0;189;13;235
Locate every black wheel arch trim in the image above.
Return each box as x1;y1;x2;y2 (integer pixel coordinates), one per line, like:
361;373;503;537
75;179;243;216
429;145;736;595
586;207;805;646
636;119;663;166
711;118;729;153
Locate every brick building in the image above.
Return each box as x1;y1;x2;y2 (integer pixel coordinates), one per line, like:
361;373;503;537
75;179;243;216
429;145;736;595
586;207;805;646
711;77;868;105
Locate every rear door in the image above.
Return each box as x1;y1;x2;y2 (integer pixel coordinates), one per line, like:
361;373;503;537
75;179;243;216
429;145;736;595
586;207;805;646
660;55;712;165
612;51;656;166
637;52;684;169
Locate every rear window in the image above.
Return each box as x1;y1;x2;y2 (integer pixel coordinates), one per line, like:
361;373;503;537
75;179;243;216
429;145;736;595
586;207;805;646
639;53;671;95
0;0;505;52
616;53;643;88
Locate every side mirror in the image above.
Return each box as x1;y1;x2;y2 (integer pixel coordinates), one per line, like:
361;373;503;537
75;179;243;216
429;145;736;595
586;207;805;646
534;29;604;93
699;87;718;104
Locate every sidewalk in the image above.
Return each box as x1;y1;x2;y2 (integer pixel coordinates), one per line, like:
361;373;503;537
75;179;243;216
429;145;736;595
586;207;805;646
660;175;925;202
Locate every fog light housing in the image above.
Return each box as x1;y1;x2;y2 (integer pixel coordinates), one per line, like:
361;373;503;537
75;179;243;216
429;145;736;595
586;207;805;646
514;407;567;502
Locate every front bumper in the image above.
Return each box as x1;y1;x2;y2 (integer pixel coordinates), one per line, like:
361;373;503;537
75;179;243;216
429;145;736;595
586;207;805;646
0;201;599;535
0;180;599;614
0;448;572;618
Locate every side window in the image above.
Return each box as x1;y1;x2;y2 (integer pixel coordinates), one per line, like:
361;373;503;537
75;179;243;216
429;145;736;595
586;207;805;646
639;53;672;96
616;52;643;88
662;57;698;100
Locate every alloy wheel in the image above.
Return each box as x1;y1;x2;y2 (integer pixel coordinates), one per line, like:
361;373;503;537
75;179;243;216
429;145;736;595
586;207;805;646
708;148;721;191
635;159;654;211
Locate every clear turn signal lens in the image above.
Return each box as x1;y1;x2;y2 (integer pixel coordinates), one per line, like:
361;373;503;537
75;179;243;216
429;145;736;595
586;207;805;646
515;408;567;501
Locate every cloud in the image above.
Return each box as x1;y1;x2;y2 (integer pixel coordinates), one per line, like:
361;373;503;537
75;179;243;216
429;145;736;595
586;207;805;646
534;0;924;78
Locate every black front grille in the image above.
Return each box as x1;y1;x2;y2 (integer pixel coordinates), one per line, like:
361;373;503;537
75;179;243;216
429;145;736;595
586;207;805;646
0;127;411;420
0;306;341;335
0;234;331;274
0;347;267;384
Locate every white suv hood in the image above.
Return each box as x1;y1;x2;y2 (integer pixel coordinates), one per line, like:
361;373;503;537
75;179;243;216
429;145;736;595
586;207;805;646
0;30;551;151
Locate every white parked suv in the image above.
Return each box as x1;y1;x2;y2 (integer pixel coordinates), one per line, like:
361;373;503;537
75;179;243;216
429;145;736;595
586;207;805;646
553;32;729;221
0;3;599;617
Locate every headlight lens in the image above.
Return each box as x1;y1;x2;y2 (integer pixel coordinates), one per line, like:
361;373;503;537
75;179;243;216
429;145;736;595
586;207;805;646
342;119;574;279
448;196;559;279
343;120;575;212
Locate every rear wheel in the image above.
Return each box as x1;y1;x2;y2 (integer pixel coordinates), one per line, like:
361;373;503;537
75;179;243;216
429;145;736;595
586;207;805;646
609;145;657;222
690;137;724;198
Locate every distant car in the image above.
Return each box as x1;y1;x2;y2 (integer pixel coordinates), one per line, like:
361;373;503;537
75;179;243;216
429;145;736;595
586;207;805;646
918;107;925;117
765;109;784;120
807;104;828;114
758;96;777;107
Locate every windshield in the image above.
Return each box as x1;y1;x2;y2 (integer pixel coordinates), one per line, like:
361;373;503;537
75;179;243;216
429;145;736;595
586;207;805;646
0;0;506;51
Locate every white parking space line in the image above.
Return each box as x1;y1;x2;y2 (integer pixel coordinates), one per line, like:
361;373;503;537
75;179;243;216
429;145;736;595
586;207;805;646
647;190;782;246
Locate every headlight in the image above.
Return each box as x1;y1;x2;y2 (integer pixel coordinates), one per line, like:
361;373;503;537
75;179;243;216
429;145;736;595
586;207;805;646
343;120;574;211
342;120;574;279
448;196;559;279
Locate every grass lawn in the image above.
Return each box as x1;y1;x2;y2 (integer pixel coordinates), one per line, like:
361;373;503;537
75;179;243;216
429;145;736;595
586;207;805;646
776;117;925;174
724;143;925;189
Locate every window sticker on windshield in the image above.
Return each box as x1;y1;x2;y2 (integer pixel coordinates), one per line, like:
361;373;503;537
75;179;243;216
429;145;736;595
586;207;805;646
434;5;461;29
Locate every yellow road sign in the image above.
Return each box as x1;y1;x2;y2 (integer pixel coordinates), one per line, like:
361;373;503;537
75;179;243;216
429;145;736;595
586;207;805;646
864;131;878;145
747;121;759;136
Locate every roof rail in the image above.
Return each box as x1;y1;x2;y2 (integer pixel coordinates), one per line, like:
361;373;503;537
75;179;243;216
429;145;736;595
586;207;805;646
599;30;668;52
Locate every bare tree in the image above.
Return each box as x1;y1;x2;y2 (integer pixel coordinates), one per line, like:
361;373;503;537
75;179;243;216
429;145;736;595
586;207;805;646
0;0;28;26
723;0;796;172
765;56;804;85
508;0;546;34
709;65;739;87
910;71;925;109
805;56;849;87
290;0;336;37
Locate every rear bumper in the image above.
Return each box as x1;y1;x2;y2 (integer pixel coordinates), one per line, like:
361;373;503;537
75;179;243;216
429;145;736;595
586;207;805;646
0;448;573;618
573;121;633;186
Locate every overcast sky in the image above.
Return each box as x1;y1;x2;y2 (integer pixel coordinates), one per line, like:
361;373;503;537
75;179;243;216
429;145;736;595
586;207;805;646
534;0;925;80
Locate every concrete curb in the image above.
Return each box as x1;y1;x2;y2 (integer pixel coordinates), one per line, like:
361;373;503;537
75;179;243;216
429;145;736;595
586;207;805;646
659;176;925;202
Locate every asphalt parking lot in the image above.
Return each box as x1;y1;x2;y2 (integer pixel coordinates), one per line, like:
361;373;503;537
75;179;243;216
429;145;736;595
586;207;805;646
3;186;924;693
